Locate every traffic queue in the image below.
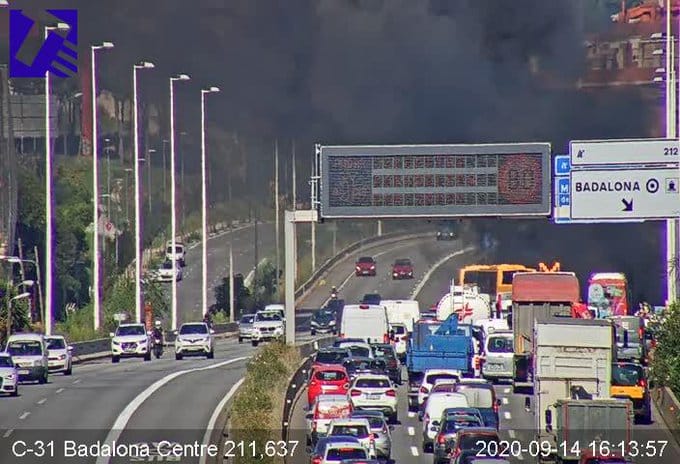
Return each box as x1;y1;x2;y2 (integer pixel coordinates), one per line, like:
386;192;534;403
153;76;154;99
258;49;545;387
300;263;660;464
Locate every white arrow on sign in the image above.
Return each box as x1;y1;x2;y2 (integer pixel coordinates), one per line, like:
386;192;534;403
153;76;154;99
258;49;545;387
570;168;680;220
570;138;680;166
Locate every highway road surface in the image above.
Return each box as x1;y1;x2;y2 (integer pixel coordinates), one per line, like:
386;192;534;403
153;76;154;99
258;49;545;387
287;240;680;464
176;222;275;324
0;233;457;464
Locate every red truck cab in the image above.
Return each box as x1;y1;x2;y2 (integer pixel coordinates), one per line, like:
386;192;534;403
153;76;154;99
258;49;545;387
587;272;630;317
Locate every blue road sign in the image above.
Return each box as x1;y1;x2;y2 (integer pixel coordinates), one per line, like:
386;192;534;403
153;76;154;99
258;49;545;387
557;177;570;206
554;155;571;176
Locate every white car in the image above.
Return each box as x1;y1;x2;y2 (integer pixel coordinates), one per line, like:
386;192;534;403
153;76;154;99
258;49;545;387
174;322;215;360
263;304;286;322
110;323;152;363
418;369;462;410
156;260;183;282
45;335;73;375
237;314;256;343
165;241;186;267
335;340;374;359
348;374;398;423
312;439;368;464
251;310;284;346
327;418;377;459
4;333;49;384
0;353;19;396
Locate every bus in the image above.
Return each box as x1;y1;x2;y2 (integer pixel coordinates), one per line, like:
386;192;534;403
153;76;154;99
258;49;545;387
458;264;537;300
587;272;630;317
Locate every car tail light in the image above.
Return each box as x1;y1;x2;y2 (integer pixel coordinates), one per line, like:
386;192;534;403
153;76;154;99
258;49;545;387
437;434;447;444
493;401;499;413
639;328;644;340
311;456;321;464
359;305;369;309
383;333;389;343
310;381;317;387
420;386;429;394
386;389;396;397
312;420;317;431
350;389;362;397
638;379;647;388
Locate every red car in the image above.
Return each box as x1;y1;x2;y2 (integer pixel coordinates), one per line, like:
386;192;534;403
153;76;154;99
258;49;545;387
355;256;376;276
391;258;414;279
579;451;631;464
307;365;350;405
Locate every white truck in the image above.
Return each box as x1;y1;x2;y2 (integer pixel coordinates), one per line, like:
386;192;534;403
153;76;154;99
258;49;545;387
435;284;490;323
340;304;389;343
531;318;619;460
381;299;420;332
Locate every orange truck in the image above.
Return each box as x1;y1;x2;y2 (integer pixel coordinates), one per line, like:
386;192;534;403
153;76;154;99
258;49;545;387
587;272;630;317
510;272;581;393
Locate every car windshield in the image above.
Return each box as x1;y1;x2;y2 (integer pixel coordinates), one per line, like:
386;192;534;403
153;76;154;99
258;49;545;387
443;417;482;433
348;346;370;358
330;425;369;438
314;311;334;321
0;357;13;367
459;433;499;451
355;416;384;429
487;336;513;353
358;257;374;263
432;383;458;393
161;261;175;269
315;370;346;382
326;448;367;460
612;364;644;386
116;325;145;336
456;386;494;408
316;351;348;364
426;373;459;384
615;328;641;344
166;246;184;254
355;378;390;388
240;315;255;324
256;312;282;322
392;325;407;334
395;259;411;266
372;346;395;358
7;341;42;356
180;324;208;335
45;338;66;349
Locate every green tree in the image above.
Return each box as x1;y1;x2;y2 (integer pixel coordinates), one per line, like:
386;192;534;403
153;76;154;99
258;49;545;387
650;303;680;396
0;280;31;346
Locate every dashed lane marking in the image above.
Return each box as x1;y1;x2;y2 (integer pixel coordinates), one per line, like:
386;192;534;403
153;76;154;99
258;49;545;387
503;388;510;394
508;429;516;439
19;412;30;420
407;426;415;436
56;388;65;394
37;398;47;405
502;397;509;405
410;446;419;457
504;411;512;420
73;379;81;384
3;429;14;438
408;411;416;418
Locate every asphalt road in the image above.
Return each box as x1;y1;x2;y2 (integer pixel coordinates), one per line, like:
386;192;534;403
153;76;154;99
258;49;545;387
175;222;275;324
0;233;442;464
288;244;680;464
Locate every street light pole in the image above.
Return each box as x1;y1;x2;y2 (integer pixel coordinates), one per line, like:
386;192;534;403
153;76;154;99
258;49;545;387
91;41;114;333
44;22;70;336
162;139;168;203
147;148;156;213
201;87;220;316
170;74;191;330
133;61;155;323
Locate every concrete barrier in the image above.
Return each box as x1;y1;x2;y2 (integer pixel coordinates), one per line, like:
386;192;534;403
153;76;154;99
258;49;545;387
653;386;680;443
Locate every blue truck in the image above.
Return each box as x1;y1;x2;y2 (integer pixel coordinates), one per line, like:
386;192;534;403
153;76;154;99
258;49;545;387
406;315;475;410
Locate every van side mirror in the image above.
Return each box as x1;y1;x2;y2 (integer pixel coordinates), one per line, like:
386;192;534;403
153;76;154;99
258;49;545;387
173;330;179;335
67;346;74;352
109;332;115;338
210;329;215;334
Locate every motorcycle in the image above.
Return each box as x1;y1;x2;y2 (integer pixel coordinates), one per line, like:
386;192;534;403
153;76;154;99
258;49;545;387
153;338;163;359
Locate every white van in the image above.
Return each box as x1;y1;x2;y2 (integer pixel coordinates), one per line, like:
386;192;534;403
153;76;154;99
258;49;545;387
4;333;49;384
340;304;389;343
421;392;469;449
381;300;420;332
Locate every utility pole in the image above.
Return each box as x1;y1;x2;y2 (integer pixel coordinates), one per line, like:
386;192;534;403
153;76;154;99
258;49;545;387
292;140;297;281
378;220;383;236
34;245;43;323
664;3;678;304
229;244;235;322
311;153;317;271
275;139;280;299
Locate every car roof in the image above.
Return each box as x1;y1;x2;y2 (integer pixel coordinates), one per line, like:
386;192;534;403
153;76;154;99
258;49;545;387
319;347;350;353
317;394;352;402
181;322;207;327
327;441;366;449
7;333;44;340
313;365;348;373
119;323;144;327
457;378;493;385
445;407;482;414
457;427;500;435
352;373;390;381
351;410;385;418
44;335;65;340
428;392;467;401
424;369;462;376
330;418;370;426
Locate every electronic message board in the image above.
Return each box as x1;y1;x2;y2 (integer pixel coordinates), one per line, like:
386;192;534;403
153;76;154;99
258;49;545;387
318;143;551;218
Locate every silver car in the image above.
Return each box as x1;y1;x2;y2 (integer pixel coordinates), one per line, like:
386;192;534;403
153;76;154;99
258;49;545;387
350;410;392;460
238;314;255;343
481;331;514;382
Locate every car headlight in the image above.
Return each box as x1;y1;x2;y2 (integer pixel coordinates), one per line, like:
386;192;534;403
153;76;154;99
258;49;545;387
58;354;66;360
252;328;261;334
33;360;43;367
311;321;319;327
6;373;16;380
329;320;336;326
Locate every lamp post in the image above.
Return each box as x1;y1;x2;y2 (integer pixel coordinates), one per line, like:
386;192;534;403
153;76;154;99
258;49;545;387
1;255;40;325
146;149;156;212
91;42;113;332
7;293;31;337
170;74;191;330
162;139;169;202
44;21;70;337
133;61;155;322
200;86;220;316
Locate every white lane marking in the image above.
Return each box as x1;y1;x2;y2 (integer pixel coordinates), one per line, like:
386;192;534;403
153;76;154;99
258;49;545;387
517;453;524;460
198;378;246;464
19;412;30;420
56;388;65;394
37;398;47;405
503;388;510;394
407;411;416;418
407;426;415;436
410;446;419;457
502;397;509;405
508;429;516;439
410;246;476;299
73;379;81;384
3;429;14;438
503;411;512;420
97;356;249;464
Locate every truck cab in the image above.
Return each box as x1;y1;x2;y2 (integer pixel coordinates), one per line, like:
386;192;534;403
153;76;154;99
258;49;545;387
587;272;630;318
610;361;652;423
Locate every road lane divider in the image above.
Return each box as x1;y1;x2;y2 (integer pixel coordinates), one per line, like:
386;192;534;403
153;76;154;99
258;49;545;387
410;246;476;300
96;356;249;464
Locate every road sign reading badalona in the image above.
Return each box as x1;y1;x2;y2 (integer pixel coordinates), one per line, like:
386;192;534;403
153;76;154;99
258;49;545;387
570;168;680;220
318;143;551;218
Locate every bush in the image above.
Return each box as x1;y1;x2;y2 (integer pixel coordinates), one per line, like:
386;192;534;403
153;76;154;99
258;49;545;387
650;303;680;397
230;342;301;464
0;281;32;346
